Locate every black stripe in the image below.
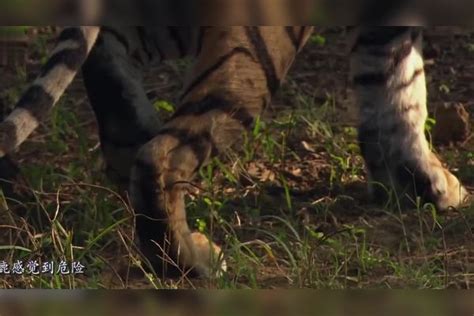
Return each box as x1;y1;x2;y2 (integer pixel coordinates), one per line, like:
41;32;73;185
180;47;255;100
353;66;416;87
285;27;310;52
245;26;280;94
285;27;300;50
173;94;256;128
297;27;310;51
364;40;413;59
131;50;147;67
351;27;412;53
167;27;186;57
196;27;207;56
40;48;88;77
157;127;217;168
40;29;88;77
57;28;85;42
155;43;165;62
261;96;270;110
16;85;55;120
353;41;415;86
358;27;411;46
136;27;153;61
102;27;130;53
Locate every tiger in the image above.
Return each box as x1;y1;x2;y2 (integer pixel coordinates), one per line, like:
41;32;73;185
0;25;470;278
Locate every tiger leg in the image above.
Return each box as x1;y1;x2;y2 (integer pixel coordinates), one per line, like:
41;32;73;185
350;27;469;210
130;26;313;277
82;28;162;191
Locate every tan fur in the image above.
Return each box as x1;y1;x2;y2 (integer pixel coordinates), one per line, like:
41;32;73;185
133;133;225;276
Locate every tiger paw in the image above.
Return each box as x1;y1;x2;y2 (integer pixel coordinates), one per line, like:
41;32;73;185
398;156;469;210
369;155;470;211
433;167;470;210
190;232;227;278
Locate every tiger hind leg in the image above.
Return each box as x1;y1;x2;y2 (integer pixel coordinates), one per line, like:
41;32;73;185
351;27;469;210
82;29;191;276
82;28;163;192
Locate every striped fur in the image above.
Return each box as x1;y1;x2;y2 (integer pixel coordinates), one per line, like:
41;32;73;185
0;27;99;157
0;26;469;277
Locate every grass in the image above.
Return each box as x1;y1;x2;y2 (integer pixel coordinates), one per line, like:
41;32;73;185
0;28;473;289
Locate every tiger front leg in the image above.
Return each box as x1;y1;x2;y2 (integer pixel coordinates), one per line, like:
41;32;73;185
129;26;311;277
130;125;226;278
351;27;470;210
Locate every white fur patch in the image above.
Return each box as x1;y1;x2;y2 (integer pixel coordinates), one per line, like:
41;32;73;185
50;39;81;55
5;108;40;149
33;64;76;103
